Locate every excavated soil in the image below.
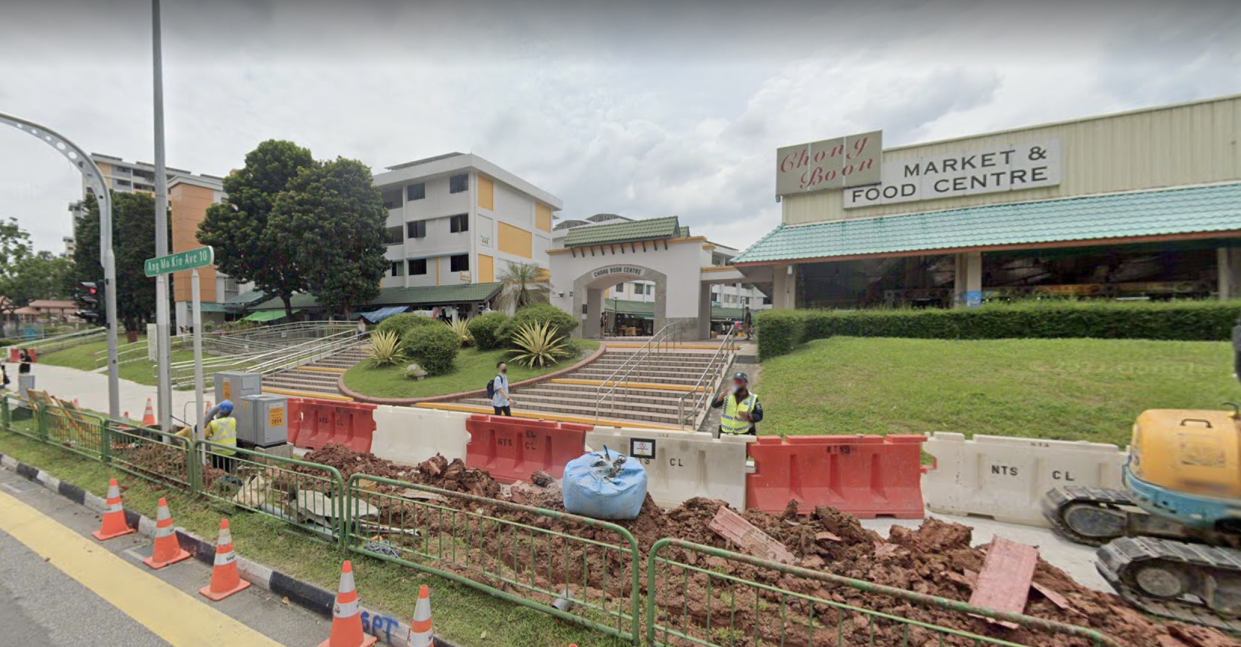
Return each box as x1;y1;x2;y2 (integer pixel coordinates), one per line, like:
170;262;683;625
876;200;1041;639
286;444;1241;647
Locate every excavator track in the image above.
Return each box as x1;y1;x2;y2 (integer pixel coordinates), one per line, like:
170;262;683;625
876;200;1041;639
1043;485;1136;546
1098;536;1241;634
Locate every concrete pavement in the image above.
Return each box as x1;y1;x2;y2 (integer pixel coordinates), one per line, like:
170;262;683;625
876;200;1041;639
18;363;210;425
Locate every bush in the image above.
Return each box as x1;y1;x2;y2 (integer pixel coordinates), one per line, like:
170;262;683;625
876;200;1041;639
401;324;459;375
375;313;437;339
444;318;473;347
468;312;510;350
365;330;404;367
509;321;570;368
757;300;1241;360
498;304;578;347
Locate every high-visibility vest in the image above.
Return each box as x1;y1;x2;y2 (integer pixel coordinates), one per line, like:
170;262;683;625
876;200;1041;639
206;417;237;456
720;392;758;435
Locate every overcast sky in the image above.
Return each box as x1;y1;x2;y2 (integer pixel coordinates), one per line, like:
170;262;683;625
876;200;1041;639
1;0;1239;255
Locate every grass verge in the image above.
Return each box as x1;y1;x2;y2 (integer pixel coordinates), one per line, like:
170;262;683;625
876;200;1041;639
344;341;600;399
758;336;1237;446
0;426;627;647
40;339;208;386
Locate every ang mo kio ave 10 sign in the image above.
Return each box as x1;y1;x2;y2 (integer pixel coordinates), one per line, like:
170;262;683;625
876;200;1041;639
843;139;1062;209
144;246;215;277
776;131;883;197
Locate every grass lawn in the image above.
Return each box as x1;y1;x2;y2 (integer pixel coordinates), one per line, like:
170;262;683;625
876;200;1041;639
0;426;626;647
344;341;600;399
40;339;207;386
758;336;1237;446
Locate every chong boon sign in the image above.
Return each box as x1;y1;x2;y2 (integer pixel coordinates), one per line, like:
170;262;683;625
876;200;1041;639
844;139;1061;209
776;131;883;198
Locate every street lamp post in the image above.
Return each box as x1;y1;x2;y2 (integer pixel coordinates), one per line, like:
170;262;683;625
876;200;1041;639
0;112;122;417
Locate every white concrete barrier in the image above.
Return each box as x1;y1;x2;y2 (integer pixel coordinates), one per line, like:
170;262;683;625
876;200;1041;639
371;405;470;466
585;428;753;510
922;432;1127;527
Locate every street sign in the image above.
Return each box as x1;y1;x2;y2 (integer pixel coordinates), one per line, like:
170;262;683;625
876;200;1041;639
144;246;214;277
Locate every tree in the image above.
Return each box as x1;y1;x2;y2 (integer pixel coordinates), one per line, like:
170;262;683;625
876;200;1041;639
495;261;550;312
3;252;73;313
269;158;388;318
0;218;33;318
198;140;315;318
72;192;163;332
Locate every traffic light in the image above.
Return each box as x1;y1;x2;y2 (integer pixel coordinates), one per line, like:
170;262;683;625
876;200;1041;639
76;281;107;326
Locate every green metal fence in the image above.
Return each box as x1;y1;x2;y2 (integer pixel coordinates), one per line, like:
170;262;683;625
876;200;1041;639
1;395;39;440
646;539;1125;647
344;474;642;644
193;439;345;544
43;405;108;461
106;423;193;489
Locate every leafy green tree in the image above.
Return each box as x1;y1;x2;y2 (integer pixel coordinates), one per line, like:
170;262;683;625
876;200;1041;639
198;140;315;318
0;218;33;319
269;158;388;318
3;252;73;311
72;192;163;332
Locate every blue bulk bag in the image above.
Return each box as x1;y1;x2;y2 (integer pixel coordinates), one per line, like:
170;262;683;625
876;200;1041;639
562;447;648;520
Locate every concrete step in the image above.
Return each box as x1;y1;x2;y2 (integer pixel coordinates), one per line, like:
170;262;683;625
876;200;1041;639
521;383;699;404
457;397;682;425
588;359;717;371
477;391;691;417
526;381;699;397
570;369;706;386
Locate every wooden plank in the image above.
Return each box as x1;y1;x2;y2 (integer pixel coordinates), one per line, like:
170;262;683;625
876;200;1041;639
968;537;1039;628
708;506;795;564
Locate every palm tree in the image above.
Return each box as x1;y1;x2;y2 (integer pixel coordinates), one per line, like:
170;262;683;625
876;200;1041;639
496;261;550;311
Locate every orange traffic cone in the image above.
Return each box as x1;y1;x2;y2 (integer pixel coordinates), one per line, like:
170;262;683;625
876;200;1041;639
406;585;433;647
143;498;190;570
142;398;156;427
92;478;135;541
198;519;250;601
319;560;378;647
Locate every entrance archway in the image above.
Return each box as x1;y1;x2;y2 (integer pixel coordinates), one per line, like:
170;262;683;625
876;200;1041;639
571;265;668;340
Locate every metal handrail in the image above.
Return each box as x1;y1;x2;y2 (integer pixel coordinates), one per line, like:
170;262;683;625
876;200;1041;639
677;326;738;430
167;329;358;387
9;327;105;353
594;320;683;422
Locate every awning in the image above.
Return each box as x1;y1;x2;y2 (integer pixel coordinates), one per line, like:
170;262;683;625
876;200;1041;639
358;306;409;323
242;309;300;323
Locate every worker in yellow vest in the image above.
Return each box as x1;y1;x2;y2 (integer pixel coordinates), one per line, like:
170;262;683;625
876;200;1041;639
711;372;763;437
205;400;238;473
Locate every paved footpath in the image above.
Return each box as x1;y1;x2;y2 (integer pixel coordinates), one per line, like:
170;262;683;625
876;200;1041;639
16;363;210;425
0;466;331;646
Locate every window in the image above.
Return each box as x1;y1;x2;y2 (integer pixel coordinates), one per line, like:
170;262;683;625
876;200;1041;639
449;214;469;233
407;220;426;239
386;225;404;245
406;182;425;201
614;283;624;293
390;261;405;277
762;296;772;306
408;258;428;275
449;173;469;194
382;188;403;209
633;284;646;296
450;254;469;272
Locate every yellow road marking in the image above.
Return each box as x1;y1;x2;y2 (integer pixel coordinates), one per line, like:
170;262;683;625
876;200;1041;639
296;366;347;374
262;387;353;402
551;378;705;392
0;489;283;647
414;402;682;430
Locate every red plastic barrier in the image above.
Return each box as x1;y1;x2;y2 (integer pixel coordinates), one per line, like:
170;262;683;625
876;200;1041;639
290;398;376;453
745;435;926;519
285;397;304;446
465;415;591;484
8;348;36;363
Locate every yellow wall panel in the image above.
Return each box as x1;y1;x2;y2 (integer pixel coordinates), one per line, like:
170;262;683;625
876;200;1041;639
478;175;494;211
478;254;494;283
169;183;218;302
498;222;533;259
535;203;552;232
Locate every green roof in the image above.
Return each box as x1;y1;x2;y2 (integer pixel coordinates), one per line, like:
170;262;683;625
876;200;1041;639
563;216;681;247
604;299;745;321
223;290;268;307
251;283;504;311
199;302;228;313
243;309;300;322
678;226;691;237
734;182;1241;264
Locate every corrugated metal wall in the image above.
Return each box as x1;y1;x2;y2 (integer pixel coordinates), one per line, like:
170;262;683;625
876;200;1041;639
783;96;1241;226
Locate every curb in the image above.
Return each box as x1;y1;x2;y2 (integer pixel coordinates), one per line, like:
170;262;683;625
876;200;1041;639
0;450;454;647
340;342;608;406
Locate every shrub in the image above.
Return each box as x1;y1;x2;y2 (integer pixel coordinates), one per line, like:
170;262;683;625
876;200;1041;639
509;321;570;368
401;324;459;375
444;318;473;347
756;300;1241;360
467;312;510;350
498;303;578;347
365;330;404;367
375;313;437;339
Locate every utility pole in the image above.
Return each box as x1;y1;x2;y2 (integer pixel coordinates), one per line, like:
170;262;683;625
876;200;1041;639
152;0;173;431
0;113;121;417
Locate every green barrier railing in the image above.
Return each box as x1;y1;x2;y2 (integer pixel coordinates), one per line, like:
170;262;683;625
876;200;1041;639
344;474;642;644
646;538;1125;647
106;423;193;490
1;394;39;440
193;439;345;544
43;405;109;461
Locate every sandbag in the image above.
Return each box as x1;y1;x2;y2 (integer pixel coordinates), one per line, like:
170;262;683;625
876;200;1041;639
562;447;648;521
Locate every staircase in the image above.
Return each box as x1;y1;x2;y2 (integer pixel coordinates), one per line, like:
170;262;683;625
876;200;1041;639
261;345;369;399
452;344;730;428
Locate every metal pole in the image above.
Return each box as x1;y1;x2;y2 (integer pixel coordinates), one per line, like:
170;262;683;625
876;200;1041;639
192;269;204;439
0;112;120;417
152;0;172;431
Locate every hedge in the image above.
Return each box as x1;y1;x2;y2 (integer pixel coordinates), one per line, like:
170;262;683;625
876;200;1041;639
467;312;510;351
497;303;579;347
756;300;1241;360
401;324;460;375
375;313;438;339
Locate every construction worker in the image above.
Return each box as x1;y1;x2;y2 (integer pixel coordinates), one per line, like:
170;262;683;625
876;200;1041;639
204;400;238;474
711;372;763;437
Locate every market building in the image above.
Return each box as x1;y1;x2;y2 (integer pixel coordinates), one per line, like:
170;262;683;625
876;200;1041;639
733;94;1241;308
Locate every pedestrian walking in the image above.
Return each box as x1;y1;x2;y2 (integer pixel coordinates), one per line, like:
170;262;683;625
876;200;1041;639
18;349;31;375
490;361;514;416
743;305;753;340
356;317;367;340
711;372;762;437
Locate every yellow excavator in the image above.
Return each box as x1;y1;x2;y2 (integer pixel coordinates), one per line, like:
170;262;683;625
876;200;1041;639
1044;337;1241;632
